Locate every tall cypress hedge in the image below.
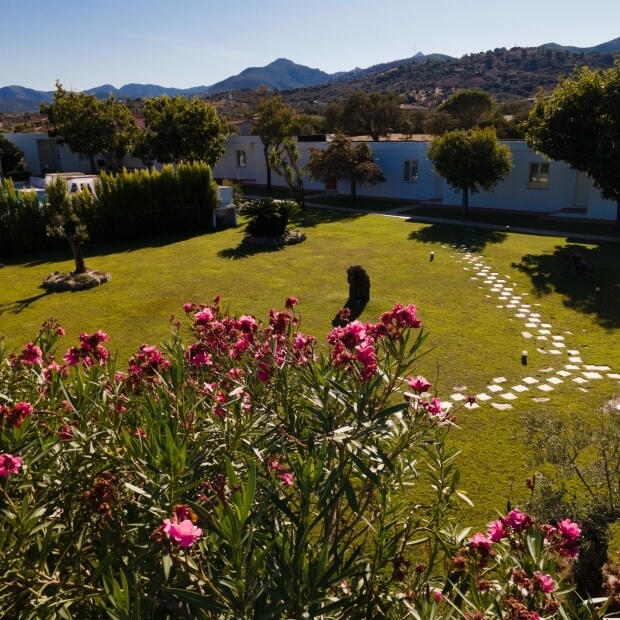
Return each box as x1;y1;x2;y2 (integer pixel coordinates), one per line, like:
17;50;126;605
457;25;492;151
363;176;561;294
0;162;220;258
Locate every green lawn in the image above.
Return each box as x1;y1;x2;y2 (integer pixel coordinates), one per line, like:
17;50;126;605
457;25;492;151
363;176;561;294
2;208;619;529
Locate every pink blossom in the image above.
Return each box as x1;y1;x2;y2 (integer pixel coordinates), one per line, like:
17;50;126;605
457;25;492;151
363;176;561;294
433;591;443;602
0;454;23;477
558;518;581;541
487;519;508;542
505;509;532;531
425;397;443;416
194;308;214;324
470;532;492;556
59;426;74;441
163;517;202;547
21;342;43;364
280;473;294;486
284;296;298;309
57;327;66;336
533;571;555;594
407;375;431;393
63;347;80;366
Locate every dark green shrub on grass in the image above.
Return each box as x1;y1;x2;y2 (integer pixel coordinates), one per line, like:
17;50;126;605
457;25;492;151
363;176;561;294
240;197;298;237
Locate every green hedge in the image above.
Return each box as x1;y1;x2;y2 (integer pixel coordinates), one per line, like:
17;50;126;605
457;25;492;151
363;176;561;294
0;163;220;258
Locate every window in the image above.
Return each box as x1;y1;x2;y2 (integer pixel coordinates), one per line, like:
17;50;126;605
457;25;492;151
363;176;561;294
528;162;549;189
236;150;246;168
403;160;418;182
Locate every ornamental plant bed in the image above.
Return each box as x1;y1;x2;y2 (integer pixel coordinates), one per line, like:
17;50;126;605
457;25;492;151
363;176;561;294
0;297;593;618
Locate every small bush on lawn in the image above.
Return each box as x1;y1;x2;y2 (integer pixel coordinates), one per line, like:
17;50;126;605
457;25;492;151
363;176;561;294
0;299;598;618
240;197;298;237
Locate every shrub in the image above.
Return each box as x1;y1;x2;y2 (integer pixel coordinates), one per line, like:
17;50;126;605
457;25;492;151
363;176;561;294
240;197;298;237
0;300;602;618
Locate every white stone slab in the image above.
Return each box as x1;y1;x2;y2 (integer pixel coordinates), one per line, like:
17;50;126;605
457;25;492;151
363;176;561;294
583;372;604;379
516;313;527;318
530;313;541;318
507;304;516;308
522;377;539;384
537;336;548;341
497;305;504;309
536;348;548;354
573;377;589;384
501;392;518;400
450;393;466;401
487;385;503;393
553;342;565;348
538;384;554;392
470;277;479;281
476;393;493;401
585;365;611;371
525;323;539;328
539;329;552;335
540;367;555;372
565;364;581;370
567;350;580;356
493;377;507;383
549;350;563;355
464;402;481;409
512;385;529;393
491;403;514;410
532;397;551;403
578;387;589;393
569;357;583;363
608;374;620;380
541;323;553;328
552;335;565;341
547;377;563;385
498;296;509;300
556;370;572;377
521;332;533;339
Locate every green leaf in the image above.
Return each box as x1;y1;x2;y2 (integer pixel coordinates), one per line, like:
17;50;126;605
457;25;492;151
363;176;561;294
167;588;228;614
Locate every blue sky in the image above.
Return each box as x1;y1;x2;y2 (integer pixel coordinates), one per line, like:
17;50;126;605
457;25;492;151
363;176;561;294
3;0;619;92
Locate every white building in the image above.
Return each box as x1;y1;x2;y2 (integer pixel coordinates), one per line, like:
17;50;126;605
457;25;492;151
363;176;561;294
3;131;616;223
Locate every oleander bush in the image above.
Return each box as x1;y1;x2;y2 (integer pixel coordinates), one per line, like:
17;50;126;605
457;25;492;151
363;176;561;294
0;298;602;619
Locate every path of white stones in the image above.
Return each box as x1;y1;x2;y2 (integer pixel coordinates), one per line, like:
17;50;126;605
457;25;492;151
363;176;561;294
446;247;620;412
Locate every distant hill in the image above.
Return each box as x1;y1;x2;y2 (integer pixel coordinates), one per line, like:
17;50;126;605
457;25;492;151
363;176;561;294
1;38;619;115
540;36;620;54
204;58;330;93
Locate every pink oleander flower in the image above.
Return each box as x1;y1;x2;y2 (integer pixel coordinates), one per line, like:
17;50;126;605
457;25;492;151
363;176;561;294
433;591;443;602
284;296;298;309
505;508;532;531
59;426;74;441
533;571;555;594
558;518;581;541
424;397;443;416
0;453;23;477
1;402;34;429
194;308;215;324
280;473;294;486
487;519;508;542
21;342;43;364
470;532;492;556
407;375;431;393
163;517;202;547
63;347;80;366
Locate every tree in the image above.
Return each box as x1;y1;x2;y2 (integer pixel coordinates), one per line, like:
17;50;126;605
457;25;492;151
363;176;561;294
142;95;227;166
428;127;513;219
41;81;138;174
268;137;306;208
0;135;27;176
304;133;385;203
525;60;620;229
340;91;404;141
251;90;298;192
44;177;91;274
437;89;496;130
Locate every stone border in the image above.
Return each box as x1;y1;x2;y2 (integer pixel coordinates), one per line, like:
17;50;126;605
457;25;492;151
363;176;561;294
42;269;112;292
243;230;307;247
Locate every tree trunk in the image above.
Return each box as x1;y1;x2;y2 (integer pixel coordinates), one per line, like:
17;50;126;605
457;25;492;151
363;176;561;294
264;145;272;192
350;177;357;203
462;186;469;220
89;154;98;176
615;199;620;231
67;236;87;274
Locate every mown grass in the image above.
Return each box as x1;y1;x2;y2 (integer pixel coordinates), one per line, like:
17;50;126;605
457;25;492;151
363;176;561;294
1;208;619;531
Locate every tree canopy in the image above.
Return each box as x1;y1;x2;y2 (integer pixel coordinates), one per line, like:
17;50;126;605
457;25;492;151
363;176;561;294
525;59;620;229
339;91;404;141
41;81;138;174
304;133;385;202
142;95;228;166
251;90;298;192
437;89;496;130
0;135;27;176
427;127;513;219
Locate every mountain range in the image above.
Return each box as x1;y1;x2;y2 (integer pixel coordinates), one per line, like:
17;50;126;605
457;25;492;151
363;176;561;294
1;38;619;115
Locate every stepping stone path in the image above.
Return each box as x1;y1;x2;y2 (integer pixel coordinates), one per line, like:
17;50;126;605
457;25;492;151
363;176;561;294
445;245;620;411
